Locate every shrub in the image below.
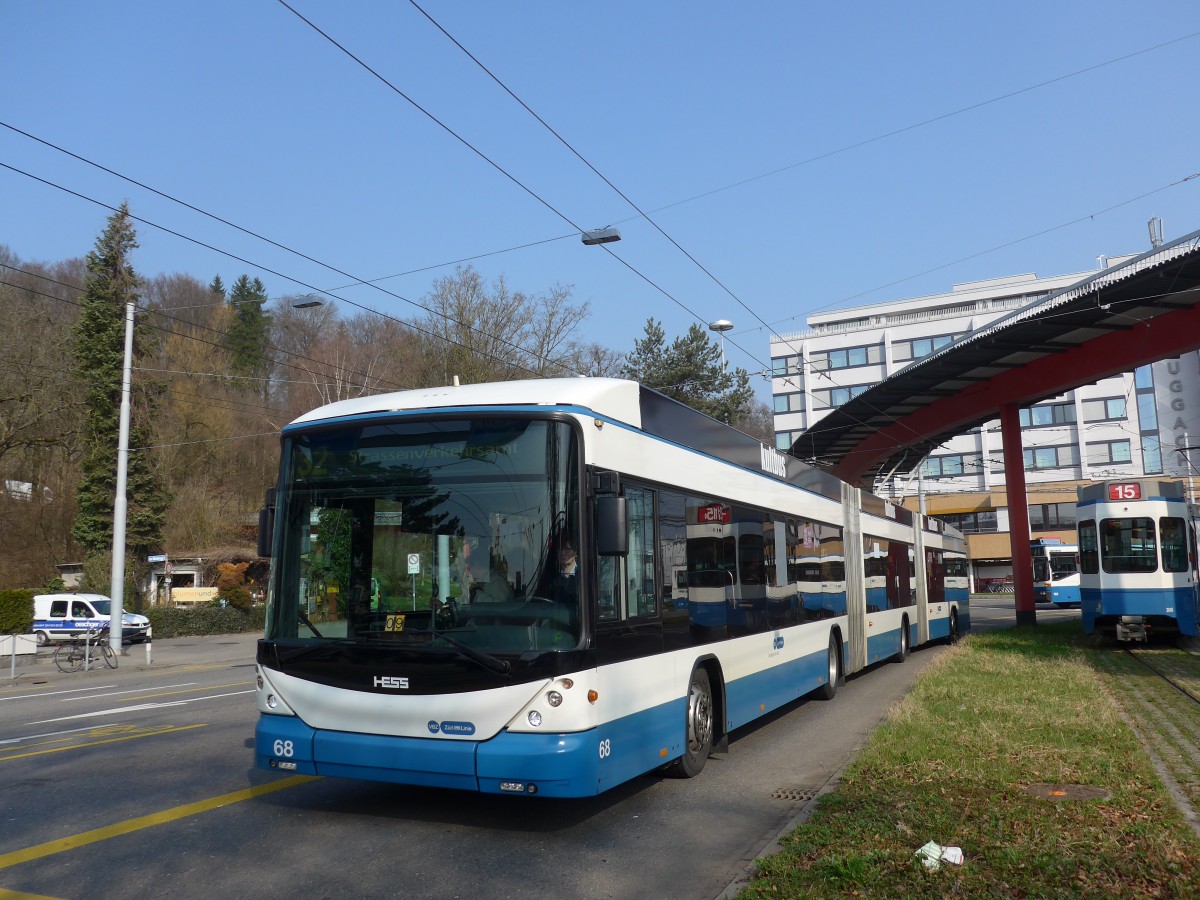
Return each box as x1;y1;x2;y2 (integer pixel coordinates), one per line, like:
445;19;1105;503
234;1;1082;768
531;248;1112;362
146;604;265;638
0;588;36;634
215;562;252;610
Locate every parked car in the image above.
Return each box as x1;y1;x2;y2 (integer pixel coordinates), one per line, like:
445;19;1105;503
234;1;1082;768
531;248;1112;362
33;593;151;645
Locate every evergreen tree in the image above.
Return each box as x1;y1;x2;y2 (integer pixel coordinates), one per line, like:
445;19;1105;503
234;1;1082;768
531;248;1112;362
71;205;169;562
209;274;225;299
623;318;755;423
225;274;271;380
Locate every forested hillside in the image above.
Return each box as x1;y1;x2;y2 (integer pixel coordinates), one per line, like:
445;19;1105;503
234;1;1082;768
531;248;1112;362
0;211;767;592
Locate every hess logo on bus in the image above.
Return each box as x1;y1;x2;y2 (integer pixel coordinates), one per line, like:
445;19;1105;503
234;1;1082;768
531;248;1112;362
373;676;409;689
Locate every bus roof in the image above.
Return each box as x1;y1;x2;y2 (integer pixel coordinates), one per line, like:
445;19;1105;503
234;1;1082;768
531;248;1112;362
289;378;643;427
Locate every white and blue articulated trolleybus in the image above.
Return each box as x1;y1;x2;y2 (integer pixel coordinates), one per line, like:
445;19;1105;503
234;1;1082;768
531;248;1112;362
1077;479;1200;642
254;379;969;797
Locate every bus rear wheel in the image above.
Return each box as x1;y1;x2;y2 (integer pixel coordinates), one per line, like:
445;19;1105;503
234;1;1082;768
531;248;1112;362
817;634;840;700
892;618;910;662
669;668;713;778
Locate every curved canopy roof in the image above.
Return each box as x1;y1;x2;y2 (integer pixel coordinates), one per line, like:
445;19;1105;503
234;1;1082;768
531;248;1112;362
792;228;1200;486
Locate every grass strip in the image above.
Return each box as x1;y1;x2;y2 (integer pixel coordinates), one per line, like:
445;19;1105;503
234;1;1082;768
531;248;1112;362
740;623;1200;898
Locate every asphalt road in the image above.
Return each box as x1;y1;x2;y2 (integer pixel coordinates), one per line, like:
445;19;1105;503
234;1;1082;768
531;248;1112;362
0;604;1056;900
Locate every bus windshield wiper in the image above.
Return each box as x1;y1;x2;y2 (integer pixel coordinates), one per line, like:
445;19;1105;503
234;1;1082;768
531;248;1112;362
402;629;512;677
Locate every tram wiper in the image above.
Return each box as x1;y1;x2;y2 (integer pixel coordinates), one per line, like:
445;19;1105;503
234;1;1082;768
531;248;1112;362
403;628;512;677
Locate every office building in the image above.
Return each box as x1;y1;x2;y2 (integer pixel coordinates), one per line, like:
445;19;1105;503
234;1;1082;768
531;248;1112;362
770;259;1200;583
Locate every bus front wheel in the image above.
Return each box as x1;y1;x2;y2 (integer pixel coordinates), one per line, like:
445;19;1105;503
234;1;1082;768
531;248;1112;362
669;668;713;778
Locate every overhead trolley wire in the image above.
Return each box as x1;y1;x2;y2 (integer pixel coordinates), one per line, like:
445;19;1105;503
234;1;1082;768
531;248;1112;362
0;121;587;381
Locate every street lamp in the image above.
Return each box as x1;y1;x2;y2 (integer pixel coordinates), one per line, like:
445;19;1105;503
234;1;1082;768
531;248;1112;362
291;296;323;309
581;227;621;246
709;319;734;369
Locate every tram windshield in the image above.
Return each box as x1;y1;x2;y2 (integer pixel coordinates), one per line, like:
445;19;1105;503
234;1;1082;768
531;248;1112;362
264;417;582;652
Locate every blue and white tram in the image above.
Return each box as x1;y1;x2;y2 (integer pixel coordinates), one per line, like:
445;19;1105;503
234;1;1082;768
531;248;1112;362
254;378;969;797
1077;479;1200;641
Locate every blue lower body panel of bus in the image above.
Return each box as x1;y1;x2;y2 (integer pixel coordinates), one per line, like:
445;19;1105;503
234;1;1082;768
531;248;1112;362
257;704;689;798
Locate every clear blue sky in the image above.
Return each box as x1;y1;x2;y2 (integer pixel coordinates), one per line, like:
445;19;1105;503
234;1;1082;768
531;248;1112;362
4;1;1199;401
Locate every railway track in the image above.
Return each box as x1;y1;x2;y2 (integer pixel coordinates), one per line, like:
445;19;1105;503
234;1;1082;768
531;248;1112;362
1093;640;1200;837
1124;644;1200;708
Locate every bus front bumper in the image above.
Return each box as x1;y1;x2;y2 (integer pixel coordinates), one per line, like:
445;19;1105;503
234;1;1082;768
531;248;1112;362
255;715;600;797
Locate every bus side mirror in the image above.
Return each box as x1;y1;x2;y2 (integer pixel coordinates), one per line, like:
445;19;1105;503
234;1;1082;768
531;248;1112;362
257;488;276;559
596;496;627;556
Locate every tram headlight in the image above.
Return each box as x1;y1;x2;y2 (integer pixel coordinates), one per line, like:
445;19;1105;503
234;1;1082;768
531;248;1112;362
547;690;563;707
527;710;543;727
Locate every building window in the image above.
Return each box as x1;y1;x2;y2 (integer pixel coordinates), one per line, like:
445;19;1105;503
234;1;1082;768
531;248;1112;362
811;344;883;371
814;384;871;408
1141;436;1163;474
1136;392;1158;430
893;333;958;362
1029;503;1076;532
936;511;997;533
921;454;970;478
1082;397;1127;422
1023;445;1077;470
1020;402;1075;428
1087;439;1132;465
772;355;801;376
775;431;802;451
772;392;804;414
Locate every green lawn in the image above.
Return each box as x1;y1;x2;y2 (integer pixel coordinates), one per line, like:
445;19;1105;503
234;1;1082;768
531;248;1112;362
739;623;1200;898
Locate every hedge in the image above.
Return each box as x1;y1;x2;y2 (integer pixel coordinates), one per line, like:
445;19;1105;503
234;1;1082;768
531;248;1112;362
0;589;35;634
145;605;265;639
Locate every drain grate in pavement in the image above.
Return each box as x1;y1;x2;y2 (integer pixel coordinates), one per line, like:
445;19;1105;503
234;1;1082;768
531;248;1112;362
770;787;820;803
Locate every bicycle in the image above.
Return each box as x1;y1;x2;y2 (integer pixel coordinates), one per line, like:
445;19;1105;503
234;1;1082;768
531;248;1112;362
53;627;118;673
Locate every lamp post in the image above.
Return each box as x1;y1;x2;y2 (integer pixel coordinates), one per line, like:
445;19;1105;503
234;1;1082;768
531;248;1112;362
108;300;135;652
709;319;734;370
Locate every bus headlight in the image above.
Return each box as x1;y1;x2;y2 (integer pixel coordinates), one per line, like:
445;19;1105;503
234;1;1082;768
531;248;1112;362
527;710;543;727
267;694;278;709
547;690;563;707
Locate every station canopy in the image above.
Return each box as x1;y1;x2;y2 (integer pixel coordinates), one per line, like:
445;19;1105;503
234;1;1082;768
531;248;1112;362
791;229;1200;487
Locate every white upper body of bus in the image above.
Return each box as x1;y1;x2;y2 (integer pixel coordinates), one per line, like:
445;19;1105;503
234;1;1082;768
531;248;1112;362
289;378;645;429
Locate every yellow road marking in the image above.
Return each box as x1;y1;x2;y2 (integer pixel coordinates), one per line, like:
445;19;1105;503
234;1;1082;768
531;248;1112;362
0;887;63;899
0;724;206;763
118;681;254;702
0;775;317;871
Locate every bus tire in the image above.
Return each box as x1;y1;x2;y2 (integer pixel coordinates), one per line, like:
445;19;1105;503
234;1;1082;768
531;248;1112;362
892;617;910;662
817;634;840;700
669;668;714;778
948;609;960;644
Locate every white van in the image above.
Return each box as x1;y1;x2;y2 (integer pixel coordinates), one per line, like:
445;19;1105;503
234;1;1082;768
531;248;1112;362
33;593;151;646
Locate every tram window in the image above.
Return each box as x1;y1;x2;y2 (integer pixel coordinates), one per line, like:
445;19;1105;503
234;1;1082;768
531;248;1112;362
1160;517;1189;573
1100;517;1158;574
1078;520;1098;573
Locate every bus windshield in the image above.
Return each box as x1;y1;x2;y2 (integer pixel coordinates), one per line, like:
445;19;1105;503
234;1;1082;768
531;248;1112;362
264;417;581;652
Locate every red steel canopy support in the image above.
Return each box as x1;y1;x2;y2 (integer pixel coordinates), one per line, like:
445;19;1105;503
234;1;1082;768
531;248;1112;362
1000;403;1036;626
